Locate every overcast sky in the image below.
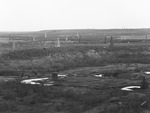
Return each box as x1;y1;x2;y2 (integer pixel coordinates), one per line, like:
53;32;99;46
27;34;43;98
0;0;150;31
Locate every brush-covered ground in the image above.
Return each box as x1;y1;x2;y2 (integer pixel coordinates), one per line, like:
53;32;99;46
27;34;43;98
1;44;150;113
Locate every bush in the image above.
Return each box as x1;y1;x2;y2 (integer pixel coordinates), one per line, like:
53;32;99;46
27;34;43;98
0;70;20;76
63;89;80;100
55;100;82;113
0;101;18;112
3;90;17;101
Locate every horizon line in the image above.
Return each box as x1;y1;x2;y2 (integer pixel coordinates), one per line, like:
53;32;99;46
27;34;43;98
0;27;150;33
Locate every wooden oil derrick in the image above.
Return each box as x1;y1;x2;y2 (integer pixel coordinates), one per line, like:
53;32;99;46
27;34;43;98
12;40;16;51
77;32;81;43
56;38;60;47
33;37;36;41
109;36;114;47
104;36;107;44
66;36;68;42
45;32;47;38
145;35;148;41
78;35;81;43
52;72;58;81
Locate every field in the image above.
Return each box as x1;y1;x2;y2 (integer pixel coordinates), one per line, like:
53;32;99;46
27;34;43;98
0;29;150;113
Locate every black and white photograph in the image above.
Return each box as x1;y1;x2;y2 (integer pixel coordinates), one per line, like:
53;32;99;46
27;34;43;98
0;0;150;113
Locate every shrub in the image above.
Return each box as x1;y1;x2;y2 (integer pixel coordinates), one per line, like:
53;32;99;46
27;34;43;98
63;89;80;100
0;101;18;112
3;90;17;101
55;100;82;113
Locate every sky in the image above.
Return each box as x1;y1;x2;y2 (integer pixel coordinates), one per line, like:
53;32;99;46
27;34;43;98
0;0;150;31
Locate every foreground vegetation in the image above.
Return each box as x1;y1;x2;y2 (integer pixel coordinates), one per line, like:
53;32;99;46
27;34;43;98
1;45;150;72
1;43;150;113
0;77;149;113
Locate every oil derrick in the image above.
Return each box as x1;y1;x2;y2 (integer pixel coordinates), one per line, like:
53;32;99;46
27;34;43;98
145;35;148;41
66;36;68;42
45;32;47;38
12;40;16;51
78;35;81;43
33;37;36;41
56;38;60;47
109;36;114;48
8;34;11;39
77;32;81;43
104;36;107;44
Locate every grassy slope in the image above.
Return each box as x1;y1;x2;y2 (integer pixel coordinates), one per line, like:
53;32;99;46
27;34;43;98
0;43;150;74
1;42;150;112
1;29;150;113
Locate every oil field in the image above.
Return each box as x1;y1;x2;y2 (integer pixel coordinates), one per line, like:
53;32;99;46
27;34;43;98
0;29;150;113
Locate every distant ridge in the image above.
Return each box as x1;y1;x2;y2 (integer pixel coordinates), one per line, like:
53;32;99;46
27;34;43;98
0;28;150;33
39;28;150;36
0;28;150;36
